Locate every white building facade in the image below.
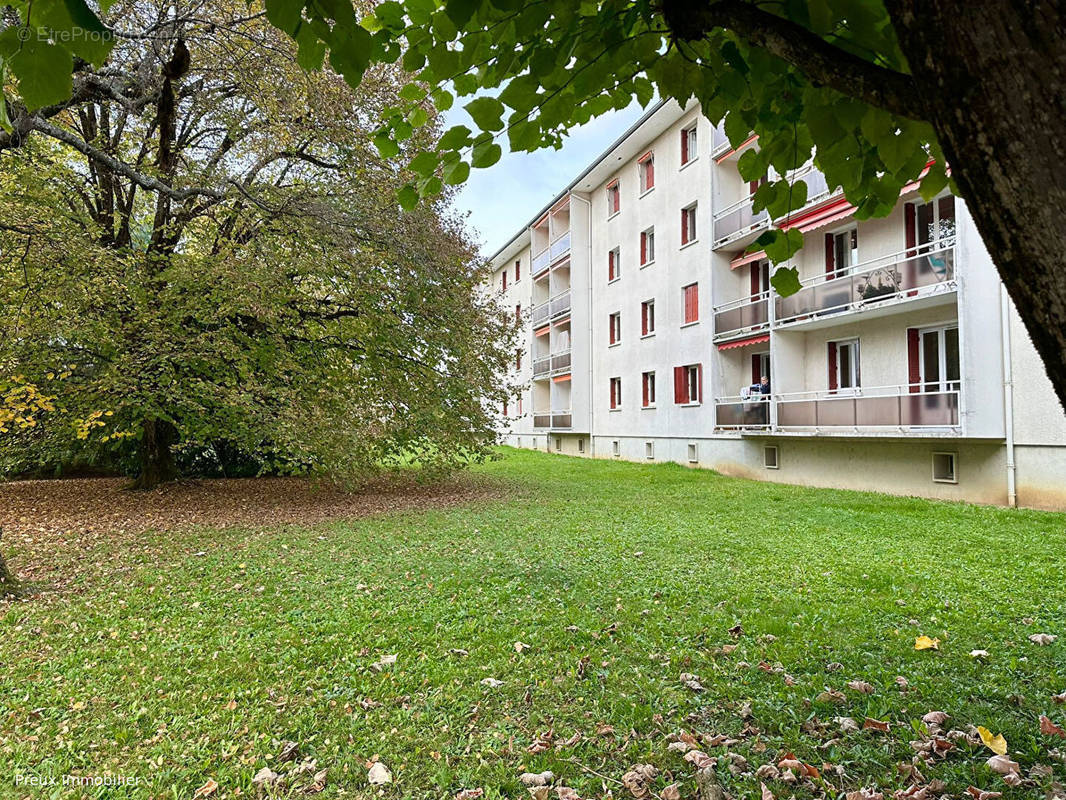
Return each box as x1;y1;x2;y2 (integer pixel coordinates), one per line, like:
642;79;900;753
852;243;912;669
489;100;1066;510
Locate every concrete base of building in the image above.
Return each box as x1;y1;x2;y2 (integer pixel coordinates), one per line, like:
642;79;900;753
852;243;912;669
501;434;1066;511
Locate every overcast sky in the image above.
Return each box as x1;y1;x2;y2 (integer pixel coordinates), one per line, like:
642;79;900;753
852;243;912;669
445;101;649;258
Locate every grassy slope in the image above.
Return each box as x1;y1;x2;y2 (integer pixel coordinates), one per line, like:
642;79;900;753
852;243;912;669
1;448;1064;799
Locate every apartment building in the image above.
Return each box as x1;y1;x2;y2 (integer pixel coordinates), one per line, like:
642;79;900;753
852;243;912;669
489;100;1066;510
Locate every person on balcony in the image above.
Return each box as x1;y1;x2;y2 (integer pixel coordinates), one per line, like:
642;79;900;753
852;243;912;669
749;375;770;395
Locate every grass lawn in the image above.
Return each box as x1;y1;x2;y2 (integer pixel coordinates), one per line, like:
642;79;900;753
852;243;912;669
1;447;1064;799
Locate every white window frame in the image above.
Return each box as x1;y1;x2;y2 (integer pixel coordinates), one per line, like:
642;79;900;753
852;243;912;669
609;312;621;346
834;338;861;392
606;183;620;218
681;124;698;167
641;299;656;336
642;370;656;408
641;227;655;266
919;324;961;392
681;204;698;246
915;194;957;247
685;365;700;405
639;155;655;194
831;225;859;276
608;246;621;282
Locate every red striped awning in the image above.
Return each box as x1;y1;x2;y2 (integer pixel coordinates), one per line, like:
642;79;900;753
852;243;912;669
637;151;653;163
552;373;571;383
730;250;766;270
717;334;770;351
534;325;550;337
781;197;855;233
715;133;758;163
552;316;570;327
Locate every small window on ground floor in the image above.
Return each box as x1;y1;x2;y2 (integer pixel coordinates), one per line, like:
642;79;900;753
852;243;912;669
645;441;655;460
612;440;620;457
932;451;957;483
555;437;562;452
578;439;585;453
687;443;698;463
764;445;779;469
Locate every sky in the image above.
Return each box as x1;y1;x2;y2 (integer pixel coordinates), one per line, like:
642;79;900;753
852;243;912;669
445;101;649;258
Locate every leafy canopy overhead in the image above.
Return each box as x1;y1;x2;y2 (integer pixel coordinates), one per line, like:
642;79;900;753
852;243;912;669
2;0;949;293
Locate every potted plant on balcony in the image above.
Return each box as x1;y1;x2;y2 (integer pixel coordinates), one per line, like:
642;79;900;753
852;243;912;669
860;268;901;302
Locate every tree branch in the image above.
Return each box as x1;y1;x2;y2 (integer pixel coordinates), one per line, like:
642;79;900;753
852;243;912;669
660;0;925;121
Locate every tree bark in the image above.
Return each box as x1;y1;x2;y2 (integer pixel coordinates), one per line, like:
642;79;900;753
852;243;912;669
131;418;179;490
883;0;1066;411
0;529;18;595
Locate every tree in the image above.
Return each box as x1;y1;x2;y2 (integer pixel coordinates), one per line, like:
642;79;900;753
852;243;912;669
0;0;518;488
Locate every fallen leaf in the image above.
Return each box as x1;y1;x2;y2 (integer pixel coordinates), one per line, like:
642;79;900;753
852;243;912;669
761;782;774;800
519;771;554;787
224;699;237;711
252;768;280;789
845;790;883;800
193;779;219;799
1054;692;1066;704
455;790;484;800
835;716;860;734
922;711;949;726
367;762;392;785
555;788;580;800
621;764;658;799
728;624;743;638
449;648;469;657
528;730;554;753
480;678;503;688
985;754;1020;775
969;649;990;658
816;689;847;704
661;783;680;800
306;769;328;794
679;672;705;691
371;654;397;671
684;750;715;770
721;643;738;654
977;726;1007;755
1040;715;1066;737
514;641;530;653
1029;633;1057;646
965;787;1002;800
847;680;875;694
595;722;615;736
914;636;940;651
528;789;550;800
864;717;890;733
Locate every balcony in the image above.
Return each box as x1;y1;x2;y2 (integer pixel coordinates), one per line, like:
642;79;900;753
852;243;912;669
549;290;571;319
549;231;571;263
715;395;771;429
712;195;769;249
776;241;956;327
713;292;770;341
533;357;551;377
532;302;550;327
533;412;551;428
532;248;550;275
550;350;571;373
551;410;572;429
776;385;959;430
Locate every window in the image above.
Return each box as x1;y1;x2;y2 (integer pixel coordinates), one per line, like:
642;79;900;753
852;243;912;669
750;259;770;299
680;124;697;166
610;376;622;409
555;437;562;452
751;352;771;385
682;283;699;324
514;259;521;282
687;443;698;463
673;363;702;405
641;299;655;336
645;441;655;460
515;303;521;322
502;400;508;416
912;195;957;248
518;397;523;415
825;227;858;276
608;247;621;281
606;180;620;216
501;270;508;292
827;339;860;391
578;438;585;453
681;204;697;245
612;440;620;457
638;152;655;192
932;451;957;483
609;312;621;345
516;349;522;370
763;445;779;469
642;371;656;407
913;325;960;392
640;228;655;265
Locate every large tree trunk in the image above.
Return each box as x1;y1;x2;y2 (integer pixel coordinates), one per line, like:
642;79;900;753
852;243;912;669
131;418;178;490
886;0;1066;411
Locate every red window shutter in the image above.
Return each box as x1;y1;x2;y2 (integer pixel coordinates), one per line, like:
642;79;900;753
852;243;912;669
751;354;761;384
647;159;654;187
641;303;648;336
515;260;520;281
503;400;508;415
642;374;649;406
690;284;699;322
750;263;761;298
749;179;760;196
681;210;688;244
827;342;838;391
609;316;614;344
516;304;521;321
674;366;685;404
904;202;917;254
907;328;921;391
696;364;703;403
824;232;835;275
680;129;688;163
640;232;646;264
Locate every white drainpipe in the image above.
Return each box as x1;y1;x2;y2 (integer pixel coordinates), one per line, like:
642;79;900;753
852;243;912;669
1000;284;1017;507
569;191;595;456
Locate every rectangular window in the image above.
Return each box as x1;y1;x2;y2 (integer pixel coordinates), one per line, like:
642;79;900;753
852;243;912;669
827;339;860;391
681;204;697;245
578;438;585;453
638;152;655;192
673;363;702;405
932;451;957;483
640;228;655;265
609;312;621;345
515;303;521;321
687;443;698;463
918;325;961;391
750;259;770;299
642;371;656;407
682;283;699;324
608;247;621;281
612;440;620;457
514;259;521;282
916;195;957;246
501;271;508;292
610;376;622;409
606;180;620;216
825;227;858;276
645;441;655;460
641;299;655;336
503;400;508;416
680;124;697;166
763;445;779;469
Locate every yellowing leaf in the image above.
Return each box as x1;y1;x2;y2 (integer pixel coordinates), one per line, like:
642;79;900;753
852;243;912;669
977;725;1007;755
914;635;940;650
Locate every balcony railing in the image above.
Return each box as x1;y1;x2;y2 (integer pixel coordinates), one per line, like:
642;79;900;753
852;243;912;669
532;247;550;275
533;357;551;377
550;350;572;373
776;241;956;325
550;290;571;318
549;231;571;263
713;292;770;339
776;384;959;429
715;395;771;429
533;412;551;428
711;122;730;156
714;385;960;431
712;195;769;246
551;410;572;429
532;302;550;327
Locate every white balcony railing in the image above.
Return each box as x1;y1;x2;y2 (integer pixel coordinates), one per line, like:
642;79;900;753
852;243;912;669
776;241;956;325
532;248;550;275
549;230;571;263
533;357;551;377
712;194;770;246
532;301;550;327
713;291;770;339
714;395;771;429
550;349;571;373
551;409;572;429
549;289;571;318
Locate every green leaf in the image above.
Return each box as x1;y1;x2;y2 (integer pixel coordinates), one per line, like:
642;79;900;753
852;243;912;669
737;148;768;182
294;23;326;71
471;138;502;168
6;34;73;110
265;0;304;35
464;96;505;132
444;0;480;28
723;111;751;149
374;132;400;159
409;150;438;177
757;228;804;264
408;106;429;127
442;158;470;185
919;165;949;202
438;124;473;151
399;83;427;102
770;265;802;296
397;183;419;210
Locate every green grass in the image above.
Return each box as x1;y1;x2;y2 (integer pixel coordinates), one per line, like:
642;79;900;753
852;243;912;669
2;448;1065;799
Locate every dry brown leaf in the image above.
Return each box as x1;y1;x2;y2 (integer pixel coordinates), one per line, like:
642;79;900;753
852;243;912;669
728;623;743;638
555;787;581;800
1053;691;1066;704
519;771;554;787
621;764;658;799
921;711;949;726
836;716;860;734
252;768;280;789
1029;633;1058;646
528;730;554;753
1040;715;1066;737
304;769;328;794
367;762;392;785
192;779;219;799
661;783;681;800
527;788;550;800
845;790;883;800
760;781;774;800
816;689;847;705
684;750;715;770
863;718;890;733
480;677;503;688
847;680;875;694
679;672;705;692
721;643;738;654
223;699;238;711
595;722;615;737
455;790;484;800
985;754;1020;776
370;654;397;672
965;787;1002;800
514;641;530;653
